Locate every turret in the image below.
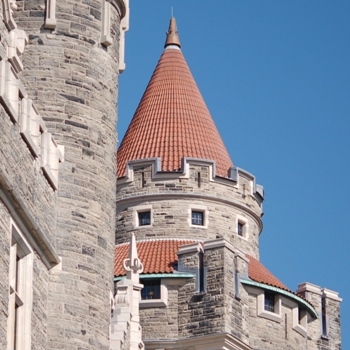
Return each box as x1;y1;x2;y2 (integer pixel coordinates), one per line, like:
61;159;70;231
11;1;129;348
116;17;264;258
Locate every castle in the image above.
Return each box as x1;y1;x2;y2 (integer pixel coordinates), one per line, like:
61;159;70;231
0;2;342;350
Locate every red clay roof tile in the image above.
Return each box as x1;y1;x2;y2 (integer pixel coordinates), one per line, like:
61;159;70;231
246;254;288;290
117;45;233;178
114;239;196;277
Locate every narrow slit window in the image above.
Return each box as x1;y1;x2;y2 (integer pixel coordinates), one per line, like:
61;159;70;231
264;292;275;312
238;222;244;236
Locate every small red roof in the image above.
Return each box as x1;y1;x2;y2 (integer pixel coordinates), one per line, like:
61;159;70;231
115;241;287;291
114;239;196;277
117;21;233;178
246;254;288;290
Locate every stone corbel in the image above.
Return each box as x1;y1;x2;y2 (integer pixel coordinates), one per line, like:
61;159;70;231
8;29;28;73
2;0;17;30
0;59;19;122
41;132;64;190
20;98;47;157
101;0;112;46
44;0;57;29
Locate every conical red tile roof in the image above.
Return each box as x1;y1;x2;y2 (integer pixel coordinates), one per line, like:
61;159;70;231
117;20;233;178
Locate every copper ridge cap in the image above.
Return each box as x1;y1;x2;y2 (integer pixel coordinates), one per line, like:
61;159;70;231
164;17;181;48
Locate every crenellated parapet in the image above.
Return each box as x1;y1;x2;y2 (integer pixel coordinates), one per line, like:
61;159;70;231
117;157;264;258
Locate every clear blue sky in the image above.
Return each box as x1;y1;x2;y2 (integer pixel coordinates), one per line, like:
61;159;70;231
118;1;350;345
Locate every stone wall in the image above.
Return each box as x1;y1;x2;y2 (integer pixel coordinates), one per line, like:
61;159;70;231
117;163;263;258
12;0;125;348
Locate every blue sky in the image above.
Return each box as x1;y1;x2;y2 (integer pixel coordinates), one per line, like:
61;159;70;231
118;1;350;345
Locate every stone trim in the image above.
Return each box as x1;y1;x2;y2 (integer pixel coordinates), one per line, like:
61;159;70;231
44;0;57;29
8;219;33;350
101;0;112;46
132;204;153;229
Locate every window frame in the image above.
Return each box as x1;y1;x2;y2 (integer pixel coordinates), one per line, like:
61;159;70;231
7;219;33;350
139;278;168;308
189;205;208;229
133;205;153;229
292;306;308;337
236;215;248;239
257;290;282;323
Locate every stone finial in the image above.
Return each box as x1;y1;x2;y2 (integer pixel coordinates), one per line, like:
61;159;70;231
164;17;181;48
122;233;143;282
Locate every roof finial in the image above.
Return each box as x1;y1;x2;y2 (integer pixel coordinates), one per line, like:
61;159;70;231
171;7;174;18
164;17;181;48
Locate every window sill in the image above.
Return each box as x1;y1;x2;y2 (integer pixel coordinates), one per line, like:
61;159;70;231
293;324;307;337
258;310;282;323
140;300;167;308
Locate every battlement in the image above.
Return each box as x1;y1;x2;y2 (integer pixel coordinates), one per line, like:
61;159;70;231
117;157;264;258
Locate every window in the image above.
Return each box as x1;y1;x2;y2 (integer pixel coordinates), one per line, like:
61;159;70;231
238;222;244;236
134;205;153;228
198;250;205;293
264;292;275;312
8;220;33;350
141;279;160;300
192;211;203;226
139;279;168;308
138;211;150;226
293;306;307;337
189;205;208;228
256;290;281;322
321;296;328;337
236;217;248;239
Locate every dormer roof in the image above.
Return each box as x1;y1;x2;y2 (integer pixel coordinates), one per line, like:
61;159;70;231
117;18;233;178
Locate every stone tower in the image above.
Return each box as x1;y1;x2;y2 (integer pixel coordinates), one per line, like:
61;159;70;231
114;18;342;349
7;0;128;349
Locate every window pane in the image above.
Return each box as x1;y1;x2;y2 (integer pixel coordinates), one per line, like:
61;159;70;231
192;211;203;225
141;280;160;300
238;222;243;236
264;292;275;312
138;211;150;226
